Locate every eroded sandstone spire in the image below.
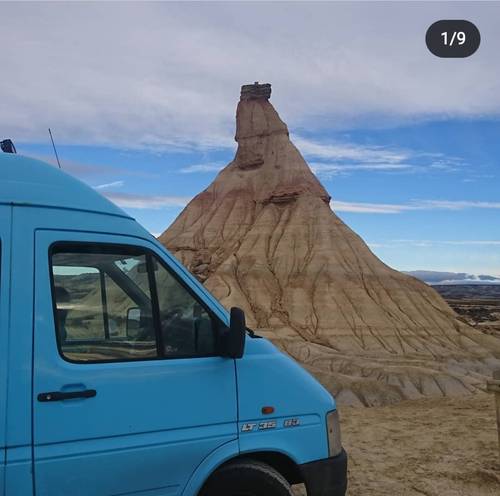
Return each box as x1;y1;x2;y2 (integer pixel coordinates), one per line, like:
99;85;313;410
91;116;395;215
159;83;500;406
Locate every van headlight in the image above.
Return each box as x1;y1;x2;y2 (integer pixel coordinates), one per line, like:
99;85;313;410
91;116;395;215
326;410;342;457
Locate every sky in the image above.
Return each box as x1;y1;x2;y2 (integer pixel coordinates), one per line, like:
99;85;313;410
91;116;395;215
2;1;500;278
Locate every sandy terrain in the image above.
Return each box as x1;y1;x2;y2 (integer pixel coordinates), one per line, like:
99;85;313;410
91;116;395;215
293;394;499;495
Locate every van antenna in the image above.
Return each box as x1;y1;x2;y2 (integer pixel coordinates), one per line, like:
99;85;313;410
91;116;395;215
48;128;62;169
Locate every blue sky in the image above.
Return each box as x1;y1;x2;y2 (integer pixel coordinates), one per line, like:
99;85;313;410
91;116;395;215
3;2;500;277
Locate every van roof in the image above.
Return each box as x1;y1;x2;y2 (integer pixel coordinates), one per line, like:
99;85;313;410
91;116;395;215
0;153;131;218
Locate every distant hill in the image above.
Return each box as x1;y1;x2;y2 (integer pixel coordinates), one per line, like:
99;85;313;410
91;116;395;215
432;284;500;339
405;270;500;285
432;284;500;300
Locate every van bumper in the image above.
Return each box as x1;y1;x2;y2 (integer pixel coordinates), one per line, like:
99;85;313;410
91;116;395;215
299;449;348;496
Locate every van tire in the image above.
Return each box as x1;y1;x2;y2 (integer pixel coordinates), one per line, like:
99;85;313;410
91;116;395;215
200;459;294;496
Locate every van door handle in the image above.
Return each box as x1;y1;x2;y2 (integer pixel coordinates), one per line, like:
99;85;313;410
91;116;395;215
37;389;97;402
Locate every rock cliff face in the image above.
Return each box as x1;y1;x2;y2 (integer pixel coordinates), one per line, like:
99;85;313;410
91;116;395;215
159;83;500;406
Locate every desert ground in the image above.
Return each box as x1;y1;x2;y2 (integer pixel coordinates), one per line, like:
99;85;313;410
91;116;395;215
294;393;499;495
324;286;500;494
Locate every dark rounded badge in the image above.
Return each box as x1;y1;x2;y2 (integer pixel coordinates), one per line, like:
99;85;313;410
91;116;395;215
426;20;480;58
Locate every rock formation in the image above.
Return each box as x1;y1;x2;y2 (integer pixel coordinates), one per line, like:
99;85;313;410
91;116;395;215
159;83;500;406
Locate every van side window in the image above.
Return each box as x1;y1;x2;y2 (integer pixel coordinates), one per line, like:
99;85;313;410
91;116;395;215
51;247;157;362
50;244;217;363
154;258;216;357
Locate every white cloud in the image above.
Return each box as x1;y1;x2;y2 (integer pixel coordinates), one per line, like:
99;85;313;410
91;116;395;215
95;180;124;190
310;161;415;176
298;136;465;178
393;239;500;246
333;201;409;214
293;137;409;164
179;162;225;174
103;192;191;209
333;199;500;214
367;242;392;249
2;2;500;150
415;200;500;210
442;240;500;246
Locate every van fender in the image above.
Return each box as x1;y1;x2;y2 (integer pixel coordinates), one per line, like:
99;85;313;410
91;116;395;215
181;439;239;496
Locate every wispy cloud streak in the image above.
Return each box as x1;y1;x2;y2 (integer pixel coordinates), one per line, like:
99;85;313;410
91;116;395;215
333;199;500;214
293;136;409;163
392;239;500;246
310;162;414;175
333;201;409;214
103;192;191;209
295;137;464;178
179;162;225;174
95;180;124;190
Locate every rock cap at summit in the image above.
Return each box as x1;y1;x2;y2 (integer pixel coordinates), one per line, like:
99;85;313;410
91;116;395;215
240;82;272;101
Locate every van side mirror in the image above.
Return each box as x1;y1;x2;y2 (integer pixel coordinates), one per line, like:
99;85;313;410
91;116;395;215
220;307;246;359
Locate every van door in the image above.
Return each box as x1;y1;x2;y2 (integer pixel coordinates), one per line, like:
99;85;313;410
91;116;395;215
33;230;237;496
0;205;10;495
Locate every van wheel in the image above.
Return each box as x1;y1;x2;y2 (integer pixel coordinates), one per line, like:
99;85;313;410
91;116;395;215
200;459;294;496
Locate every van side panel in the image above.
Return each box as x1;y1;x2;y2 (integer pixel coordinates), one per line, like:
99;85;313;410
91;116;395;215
6;205;35;443
0;206;11;496
4;206;35;495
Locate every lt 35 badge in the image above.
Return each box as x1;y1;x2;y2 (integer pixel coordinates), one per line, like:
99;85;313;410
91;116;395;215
241;418;299;432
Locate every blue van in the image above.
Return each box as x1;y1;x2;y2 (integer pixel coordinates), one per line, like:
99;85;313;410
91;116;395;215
0;149;347;496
